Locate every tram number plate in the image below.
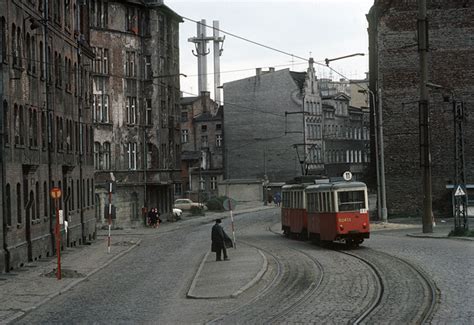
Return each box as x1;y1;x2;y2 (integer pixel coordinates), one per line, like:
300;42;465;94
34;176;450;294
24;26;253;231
339;218;352;222
349;230;359;234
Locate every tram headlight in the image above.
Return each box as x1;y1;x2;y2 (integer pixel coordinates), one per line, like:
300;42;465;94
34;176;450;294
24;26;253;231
362;222;367;229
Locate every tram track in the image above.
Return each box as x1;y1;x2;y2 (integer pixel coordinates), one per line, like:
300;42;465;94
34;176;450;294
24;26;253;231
340;247;438;324
208;231;325;324
268;223;437;324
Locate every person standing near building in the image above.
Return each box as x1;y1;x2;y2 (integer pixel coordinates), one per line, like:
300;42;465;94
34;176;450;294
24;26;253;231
211;219;231;261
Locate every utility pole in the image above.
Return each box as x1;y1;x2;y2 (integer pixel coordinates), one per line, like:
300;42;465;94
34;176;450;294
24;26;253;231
453;101;468;231
418;0;433;233
378;89;388;222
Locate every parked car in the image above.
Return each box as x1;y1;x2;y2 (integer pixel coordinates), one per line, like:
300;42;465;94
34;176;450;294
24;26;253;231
174;199;206;210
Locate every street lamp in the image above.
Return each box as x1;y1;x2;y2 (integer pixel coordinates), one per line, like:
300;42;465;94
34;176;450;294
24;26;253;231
325;53;365;66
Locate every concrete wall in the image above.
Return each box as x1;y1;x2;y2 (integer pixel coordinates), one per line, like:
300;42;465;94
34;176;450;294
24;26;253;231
223;69;303;183
218;180;263;202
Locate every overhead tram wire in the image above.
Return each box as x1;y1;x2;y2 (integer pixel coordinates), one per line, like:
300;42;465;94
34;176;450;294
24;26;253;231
181;16;308;62
180;90;285;118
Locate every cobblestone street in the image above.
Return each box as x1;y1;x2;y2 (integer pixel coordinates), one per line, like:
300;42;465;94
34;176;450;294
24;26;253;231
7;208;474;324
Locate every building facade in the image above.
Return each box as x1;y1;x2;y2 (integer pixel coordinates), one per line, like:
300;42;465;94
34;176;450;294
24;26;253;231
1;0;95;272
367;0;474;217
179;92;223;202
90;0;182;226
223;59;369;184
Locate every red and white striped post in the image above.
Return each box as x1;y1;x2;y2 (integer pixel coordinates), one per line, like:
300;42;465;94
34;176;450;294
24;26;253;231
50;187;62;280
229;200;236;249
107;182;113;253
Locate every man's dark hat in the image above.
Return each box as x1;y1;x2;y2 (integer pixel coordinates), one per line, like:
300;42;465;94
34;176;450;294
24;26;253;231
215;218;222;223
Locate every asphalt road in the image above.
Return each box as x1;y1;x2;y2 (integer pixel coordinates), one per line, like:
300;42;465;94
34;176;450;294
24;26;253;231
14;208;474;324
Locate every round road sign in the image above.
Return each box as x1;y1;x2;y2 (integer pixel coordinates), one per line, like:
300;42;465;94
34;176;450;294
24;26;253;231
50;187;62;199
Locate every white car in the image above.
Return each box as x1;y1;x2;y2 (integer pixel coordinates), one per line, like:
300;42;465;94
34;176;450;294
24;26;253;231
174;198;206;210
173;208;183;217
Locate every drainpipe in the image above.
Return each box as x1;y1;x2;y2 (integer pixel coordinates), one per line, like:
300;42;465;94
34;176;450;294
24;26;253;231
43;0;56;255
0;13;9;271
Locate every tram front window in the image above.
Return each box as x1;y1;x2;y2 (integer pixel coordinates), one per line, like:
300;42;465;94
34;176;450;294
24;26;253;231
337;190;365;211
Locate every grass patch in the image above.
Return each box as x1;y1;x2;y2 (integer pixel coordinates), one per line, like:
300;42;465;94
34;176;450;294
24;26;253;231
190;206;205;216
448;228;474;237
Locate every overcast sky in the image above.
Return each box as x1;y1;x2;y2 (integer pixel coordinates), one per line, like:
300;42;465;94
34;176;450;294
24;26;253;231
165;0;374;100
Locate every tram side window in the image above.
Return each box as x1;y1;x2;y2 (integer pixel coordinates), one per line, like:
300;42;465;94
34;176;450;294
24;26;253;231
282;192;289;208
307;193;315;212
338;190;366;212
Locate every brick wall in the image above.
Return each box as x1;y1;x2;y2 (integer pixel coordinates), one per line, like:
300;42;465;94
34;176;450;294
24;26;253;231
369;0;474;217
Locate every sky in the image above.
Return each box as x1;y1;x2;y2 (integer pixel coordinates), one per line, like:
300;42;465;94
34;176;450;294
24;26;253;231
165;0;375;101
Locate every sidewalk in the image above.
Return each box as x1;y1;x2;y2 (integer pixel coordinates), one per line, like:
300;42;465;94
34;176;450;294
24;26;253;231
0;201;274;324
0;234;140;324
187;243;267;299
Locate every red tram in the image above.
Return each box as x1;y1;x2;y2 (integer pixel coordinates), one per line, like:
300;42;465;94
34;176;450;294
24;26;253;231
281;179;370;246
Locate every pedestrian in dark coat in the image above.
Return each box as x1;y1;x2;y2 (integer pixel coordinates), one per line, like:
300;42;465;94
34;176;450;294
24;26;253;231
211;219;231;261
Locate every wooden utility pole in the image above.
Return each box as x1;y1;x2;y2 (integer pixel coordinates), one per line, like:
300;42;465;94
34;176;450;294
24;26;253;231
418;0;433;233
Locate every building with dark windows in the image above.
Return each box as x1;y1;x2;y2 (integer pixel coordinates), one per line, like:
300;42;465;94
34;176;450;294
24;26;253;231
222;59;369;185
89;0;183;226
179;92;223;202
0;0;95;272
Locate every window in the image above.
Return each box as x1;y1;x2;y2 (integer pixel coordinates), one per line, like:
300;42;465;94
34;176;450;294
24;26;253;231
11;24;17;66
216;124;222;131
6;184;11;226
181;129;188;143
216;134;222;147
211;177;217;190
125;51;136;77
146;143;153;168
3;100;8;144
146;99;152;125
93;94;110;123
201;135;208;148
144;55;152;80
126;96;137;125
103;142;111;170
201;125;207;132
53;0;61;24
1;17;6;63
127;142;137;170
16;183;22;224
180;111;188;122
126;6;138;33
174;183;182;196
43;182;48;217
91;0;108;28
94;142;101;169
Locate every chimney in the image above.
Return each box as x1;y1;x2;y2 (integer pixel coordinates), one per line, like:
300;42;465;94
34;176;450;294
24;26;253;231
269;67;275;72
256;68;262;76
201;91;210;112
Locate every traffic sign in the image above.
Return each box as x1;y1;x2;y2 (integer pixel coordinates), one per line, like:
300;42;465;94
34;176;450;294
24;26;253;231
50;187;62;199
223;198;237;211
343;171;353;181
454;185;466;196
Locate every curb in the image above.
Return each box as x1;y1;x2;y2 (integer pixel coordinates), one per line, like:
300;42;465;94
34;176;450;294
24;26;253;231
2;239;141;324
230;249;267;298
406;233;474;241
186;251;210;299
186;246;268;300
